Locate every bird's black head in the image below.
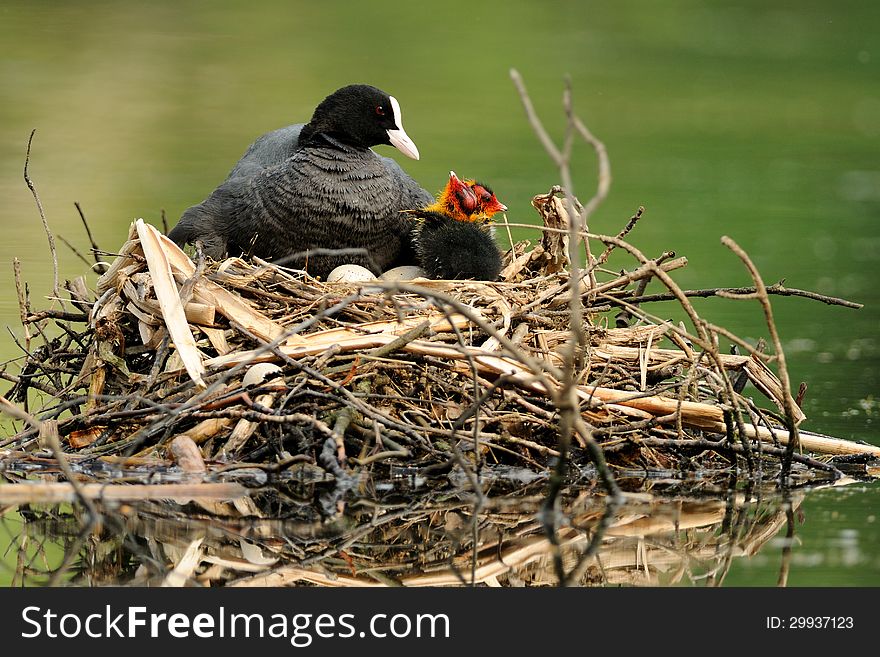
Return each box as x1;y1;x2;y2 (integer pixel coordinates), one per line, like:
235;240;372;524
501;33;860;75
302;84;420;159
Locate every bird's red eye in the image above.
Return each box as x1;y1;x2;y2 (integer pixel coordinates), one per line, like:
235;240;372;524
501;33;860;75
376;105;385;116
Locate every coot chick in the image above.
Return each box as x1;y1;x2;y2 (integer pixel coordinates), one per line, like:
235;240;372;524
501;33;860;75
169;84;433;278
408;171;504;280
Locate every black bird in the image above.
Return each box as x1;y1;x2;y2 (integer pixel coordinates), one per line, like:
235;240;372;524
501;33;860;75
169;84;433;278
407;171;504;281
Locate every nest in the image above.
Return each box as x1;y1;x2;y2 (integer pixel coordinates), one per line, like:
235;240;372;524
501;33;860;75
2;185;875;498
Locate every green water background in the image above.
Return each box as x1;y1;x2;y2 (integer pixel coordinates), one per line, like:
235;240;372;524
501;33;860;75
0;0;877;585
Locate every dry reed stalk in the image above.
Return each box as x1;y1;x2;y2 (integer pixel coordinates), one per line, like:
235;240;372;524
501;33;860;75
136;220;206;388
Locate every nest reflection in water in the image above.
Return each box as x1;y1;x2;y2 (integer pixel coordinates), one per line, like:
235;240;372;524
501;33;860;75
5;471;815;587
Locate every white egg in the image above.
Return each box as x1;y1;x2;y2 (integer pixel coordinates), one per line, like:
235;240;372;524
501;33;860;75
242;362;283;387
379;265;427;281
327;264;377;283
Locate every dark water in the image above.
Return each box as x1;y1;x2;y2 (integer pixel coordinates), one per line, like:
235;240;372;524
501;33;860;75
0;0;878;585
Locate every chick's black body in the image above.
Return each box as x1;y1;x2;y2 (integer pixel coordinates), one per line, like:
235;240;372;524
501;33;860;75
169;85;431;278
413;211;502;280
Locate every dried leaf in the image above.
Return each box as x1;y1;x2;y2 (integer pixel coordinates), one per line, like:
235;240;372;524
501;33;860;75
136;219;206;389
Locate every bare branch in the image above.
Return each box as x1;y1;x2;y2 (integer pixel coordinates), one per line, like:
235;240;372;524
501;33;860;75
509;69;563;164
74;202;108;273
23;130;60;300
721;236;801;477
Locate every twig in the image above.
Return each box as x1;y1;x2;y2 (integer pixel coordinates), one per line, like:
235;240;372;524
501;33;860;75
596;206;644;267
509;70;604;289
24;309;89;324
630;283;862;310
510;71;622;579
721;236;801;479
564;494;622;586
636;436;838;477
367;320;431;359
57;234;93;269
572;113;612;231
777;500;795;587
13;258;31;351
508;70;562;162
610;248;673;327
23;130;60;300
0;370;61;398
500;212;515;253
74;202;108;273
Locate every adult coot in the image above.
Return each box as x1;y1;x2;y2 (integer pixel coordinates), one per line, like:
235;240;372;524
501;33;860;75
408;171;505;280
169;84;433;278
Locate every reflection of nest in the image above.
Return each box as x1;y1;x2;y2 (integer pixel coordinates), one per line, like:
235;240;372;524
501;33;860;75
2;187;873;488
6;484;804;587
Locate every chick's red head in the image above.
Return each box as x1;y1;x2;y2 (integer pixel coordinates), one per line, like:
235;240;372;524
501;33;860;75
420;171;507;223
467;181;507;219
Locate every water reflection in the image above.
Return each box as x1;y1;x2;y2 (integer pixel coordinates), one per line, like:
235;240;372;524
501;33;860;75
5;469;866;587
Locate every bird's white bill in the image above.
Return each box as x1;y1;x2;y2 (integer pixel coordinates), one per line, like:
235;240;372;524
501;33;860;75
387;128;420;160
387;95;420;160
